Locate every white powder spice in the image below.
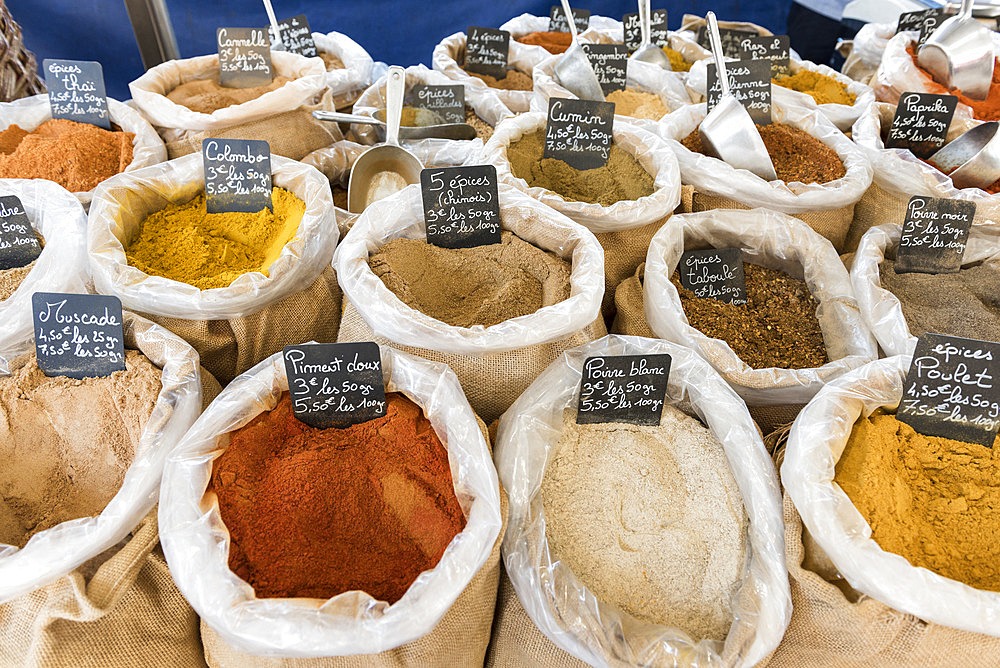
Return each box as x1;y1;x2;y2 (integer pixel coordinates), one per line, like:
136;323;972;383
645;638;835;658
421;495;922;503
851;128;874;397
542;405;749;641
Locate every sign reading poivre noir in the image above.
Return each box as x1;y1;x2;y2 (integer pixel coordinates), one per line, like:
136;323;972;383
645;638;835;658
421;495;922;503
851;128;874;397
32;292;126;379
543;97;615;170
886;92;958;159
202;138;272;214
42;59;110;129
421;165;502;248
0;195;41;270
217;27;273;87
283;342;388;428
707;59;772;125
577;354;672;426
895;196;975;275
679;248;748;305
466;27;509;79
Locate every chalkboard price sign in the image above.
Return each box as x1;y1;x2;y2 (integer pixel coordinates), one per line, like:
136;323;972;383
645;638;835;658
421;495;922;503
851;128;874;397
707;59;772;125
410;84;465;124
895;196;975;275
0;196;41;271
549;5;591;33
886;92;958;159
420;165;502;248
679;248;748;305
582;44;628;96
697;26;758;58
897;8;951;46
283;342;388;429
543;98;615;171
577;354;672;426
42;59;110;130
739;35;791;77
202;138;272;214
268;14;317;57
899;333;1000;447
217;28;273;88
32;292;126;380
466;27;510;79
622;9;668;53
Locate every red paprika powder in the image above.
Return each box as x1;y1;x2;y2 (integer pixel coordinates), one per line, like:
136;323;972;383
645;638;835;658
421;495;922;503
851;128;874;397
210;392;466;603
907;43;1000;121
515;31;573;54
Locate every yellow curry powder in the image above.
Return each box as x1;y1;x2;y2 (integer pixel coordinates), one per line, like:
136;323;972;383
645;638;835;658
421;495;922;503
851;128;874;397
835;412;1000;591
126;187;305;290
773;69;856;106
662;46;691;73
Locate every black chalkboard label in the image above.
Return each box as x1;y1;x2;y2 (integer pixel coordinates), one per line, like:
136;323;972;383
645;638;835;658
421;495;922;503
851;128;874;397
420;165;502;249
217;27;273;88
42;59;110;130
283;342;388;429
899;333;1000;447
32;292;126;379
886;92;958;159
679;248;748;305
410;84;465;124
549;5;590;33
583;44;628;96
577;354;672;426
543;98;615;170
707;60;772;125
895;196;974;275
0;195;41;271
698;26;758;58
739;35;791;77
466;27;510;79
897;8;950;46
622;9;669;53
203;138;272;214
268;14;317;57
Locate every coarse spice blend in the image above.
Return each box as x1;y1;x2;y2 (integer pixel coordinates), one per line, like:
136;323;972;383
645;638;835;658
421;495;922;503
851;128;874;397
166;76;293;114
682;123;845;184
671;262;829;369
464;66;533;91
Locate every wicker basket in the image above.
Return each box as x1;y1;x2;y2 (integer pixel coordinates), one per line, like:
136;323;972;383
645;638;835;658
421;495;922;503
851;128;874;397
0;1;43;102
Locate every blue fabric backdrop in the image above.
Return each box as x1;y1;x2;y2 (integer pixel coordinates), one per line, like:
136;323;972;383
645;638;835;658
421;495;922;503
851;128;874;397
8;1;791;101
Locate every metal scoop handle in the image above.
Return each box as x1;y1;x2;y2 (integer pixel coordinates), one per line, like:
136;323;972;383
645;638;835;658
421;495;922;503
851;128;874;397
958;0;975;21
560;0;580;43
638;0;652;48
312;110;384;126
385;65;405;147
706;12;731;97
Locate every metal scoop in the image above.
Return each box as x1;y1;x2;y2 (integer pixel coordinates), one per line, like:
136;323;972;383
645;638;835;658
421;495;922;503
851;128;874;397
553;0;605;101
927;121;1000;189
312;110;478;141
346;66;423;214
697;12;777;181
630;0;672;70
918;0;994;101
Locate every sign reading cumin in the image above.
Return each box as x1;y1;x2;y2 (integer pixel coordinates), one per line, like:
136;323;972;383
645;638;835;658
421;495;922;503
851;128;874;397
543;98;615;170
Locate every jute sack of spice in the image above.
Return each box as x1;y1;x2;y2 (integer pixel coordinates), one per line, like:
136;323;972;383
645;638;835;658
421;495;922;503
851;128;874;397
851;223;1000;357
350;64;513;145
159;345;505;666
0;94;167;207
780;356;1000;646
492;334;790;667
0;312;207;665
302;138;487;238
659;99;872;253
0;179;89;356
129;51;341;161
484;112;681;320
335;183;606;424
686;58;875;132
88;153;340;385
640;208;876;433
312;30;374;110
844;101;994;252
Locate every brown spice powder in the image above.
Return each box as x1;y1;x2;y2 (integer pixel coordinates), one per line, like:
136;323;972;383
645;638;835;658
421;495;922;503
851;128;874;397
320;52;345;70
463;67;533;91
166;76;292;114
672;262;829;369
0;260;34;302
332;185;348;210
681;123;845;184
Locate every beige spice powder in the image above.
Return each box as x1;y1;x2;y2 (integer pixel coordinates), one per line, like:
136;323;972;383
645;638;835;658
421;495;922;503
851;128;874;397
167;76;292;114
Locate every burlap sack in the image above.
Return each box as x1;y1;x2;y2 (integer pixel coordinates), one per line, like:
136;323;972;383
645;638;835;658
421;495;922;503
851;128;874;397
845;101;999;252
609;263;654;338
643;208;877;435
129;51;340;161
350;63;512;145
494;334;790;667
160;346;504;660
485;112;681;318
335;183;607;424
0;94;167;206
660;100;873;253
88;153;340;385
312;30;374;110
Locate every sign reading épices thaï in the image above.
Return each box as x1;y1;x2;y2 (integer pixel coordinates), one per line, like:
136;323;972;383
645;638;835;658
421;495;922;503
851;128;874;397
543;98;615;171
421;165;502;249
32;292;126;379
202;138;272;214
42;59;110;129
0;195;41;271
217;27;273;87
577;354;672;426
679;248;748;305
283;342;388;428
895;196;974;275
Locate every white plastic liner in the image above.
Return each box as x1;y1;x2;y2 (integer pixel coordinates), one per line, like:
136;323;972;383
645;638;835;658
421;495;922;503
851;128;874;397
312;30;374;106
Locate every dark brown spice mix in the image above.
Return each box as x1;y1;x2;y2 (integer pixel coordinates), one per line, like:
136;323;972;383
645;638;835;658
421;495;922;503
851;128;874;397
671;262;830;369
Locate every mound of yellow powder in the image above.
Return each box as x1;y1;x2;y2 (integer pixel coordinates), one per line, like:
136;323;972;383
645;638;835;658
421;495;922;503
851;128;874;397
606;88;669;120
663;46;691;72
126;187;305;290
835;412;1000;591
773;69;856;106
